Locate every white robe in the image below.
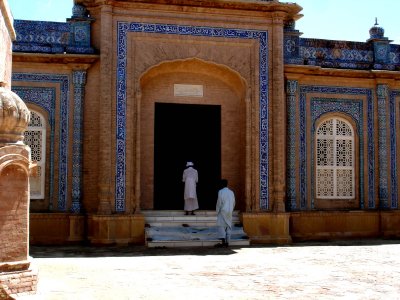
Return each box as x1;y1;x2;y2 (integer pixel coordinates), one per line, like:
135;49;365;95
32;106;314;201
182;167;199;211
216;187;235;229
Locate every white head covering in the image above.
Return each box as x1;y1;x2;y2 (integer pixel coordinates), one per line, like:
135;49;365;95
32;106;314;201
186;161;194;167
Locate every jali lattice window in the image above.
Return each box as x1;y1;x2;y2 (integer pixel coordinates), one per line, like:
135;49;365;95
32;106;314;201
316;117;354;199
24;111;46;199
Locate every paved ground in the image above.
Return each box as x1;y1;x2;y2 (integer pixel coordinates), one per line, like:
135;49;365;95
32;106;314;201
18;239;400;300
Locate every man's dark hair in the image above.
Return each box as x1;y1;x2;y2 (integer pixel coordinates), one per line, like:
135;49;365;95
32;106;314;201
220;179;228;188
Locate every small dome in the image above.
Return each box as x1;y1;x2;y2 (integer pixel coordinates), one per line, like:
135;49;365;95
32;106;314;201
72;4;87;18
369;19;385;40
0;84;30;144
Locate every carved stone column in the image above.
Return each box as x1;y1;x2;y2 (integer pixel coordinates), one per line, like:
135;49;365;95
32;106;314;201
377;84;389;208
71;70;86;213
0;83;38;297
271;13;286;213
97;5;113;214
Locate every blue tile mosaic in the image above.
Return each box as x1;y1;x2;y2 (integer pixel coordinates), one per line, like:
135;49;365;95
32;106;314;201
285;37;400;70
11;87;56;208
286;80;298;210
116;21;269;212
390;90;400;208
13;20;95;54
377;85;389;208
310;98;364;209
297;86;375;209
12;73;70;211
71;70;87;213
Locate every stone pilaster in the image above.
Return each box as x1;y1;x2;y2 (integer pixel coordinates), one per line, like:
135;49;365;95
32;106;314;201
71;70;86;213
245;88;252;211
286;80;298;211
97;5;113;215
134;91;142;213
271;13;286;213
377;84;389;208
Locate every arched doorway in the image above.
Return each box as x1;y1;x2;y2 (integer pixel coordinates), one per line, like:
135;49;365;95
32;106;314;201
139;58;247;210
154;102;221;209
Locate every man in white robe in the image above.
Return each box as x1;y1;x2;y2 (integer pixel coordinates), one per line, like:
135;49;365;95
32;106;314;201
182;162;199;215
215;179;235;247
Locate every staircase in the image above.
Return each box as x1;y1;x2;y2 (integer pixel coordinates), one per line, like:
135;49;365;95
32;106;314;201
143;210;250;248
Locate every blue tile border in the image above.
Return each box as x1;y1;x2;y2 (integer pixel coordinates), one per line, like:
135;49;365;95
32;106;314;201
310;98;364;209
390;90;399;208
298;86;374;209
12;73;70;211
11;86;56;208
116;21;269;211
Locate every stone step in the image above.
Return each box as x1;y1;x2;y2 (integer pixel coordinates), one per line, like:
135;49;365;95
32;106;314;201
142;210;241;227
145;225;250;248
143;210;249;248
147;239;250;248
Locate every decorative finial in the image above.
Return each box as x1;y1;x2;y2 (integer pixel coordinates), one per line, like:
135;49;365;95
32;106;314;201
374;17;378;26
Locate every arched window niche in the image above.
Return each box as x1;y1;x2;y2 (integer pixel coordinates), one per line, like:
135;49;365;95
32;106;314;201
314;114;360;210
24;110;46;200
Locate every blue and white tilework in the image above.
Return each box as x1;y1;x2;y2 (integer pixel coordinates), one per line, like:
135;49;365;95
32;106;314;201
389;90;400;208
116;21;269;211
11;86;56;209
13;20;95;54
310;98;364;209
71;70;87;213
296;86;374;209
288;38;400;70
12;73;70;211
377;85;389;208
286;80;298;210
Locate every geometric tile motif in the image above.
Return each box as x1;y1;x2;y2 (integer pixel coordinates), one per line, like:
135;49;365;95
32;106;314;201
116;21;269;212
389;90;400;208
377;85;389;208
11;86;56;207
71;70;87;213
310;98;363;209
13;20;95;54
298;86;374;209
12;73;70;211
286;80;297;210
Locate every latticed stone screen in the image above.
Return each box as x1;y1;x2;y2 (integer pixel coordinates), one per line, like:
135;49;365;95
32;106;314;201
24;111;46;199
316;118;354;199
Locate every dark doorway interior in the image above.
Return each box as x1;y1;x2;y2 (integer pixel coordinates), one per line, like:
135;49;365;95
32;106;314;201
154;103;221;210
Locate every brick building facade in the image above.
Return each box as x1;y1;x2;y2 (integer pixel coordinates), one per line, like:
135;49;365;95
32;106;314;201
9;0;400;245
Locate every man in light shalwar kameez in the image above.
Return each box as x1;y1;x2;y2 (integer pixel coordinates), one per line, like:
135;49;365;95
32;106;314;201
182;162;199;215
215;179;235;248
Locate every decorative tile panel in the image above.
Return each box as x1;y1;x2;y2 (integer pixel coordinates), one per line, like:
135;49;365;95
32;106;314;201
71;70;87;213
377;85;389;208
298;86;374;209
11;87;56;206
286;80;297;210
12;73;70;211
310;98;364;208
116;21;269;211
13;20;95;54
286;38;400;70
390;90;400;208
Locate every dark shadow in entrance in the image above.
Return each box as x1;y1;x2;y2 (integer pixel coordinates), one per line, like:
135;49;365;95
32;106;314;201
154;103;221;210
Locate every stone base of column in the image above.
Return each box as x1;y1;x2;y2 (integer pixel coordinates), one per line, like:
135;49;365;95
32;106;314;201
242;212;292;244
87;214;145;245
0;259;38;298
97;200;112;215
68;215;85;242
